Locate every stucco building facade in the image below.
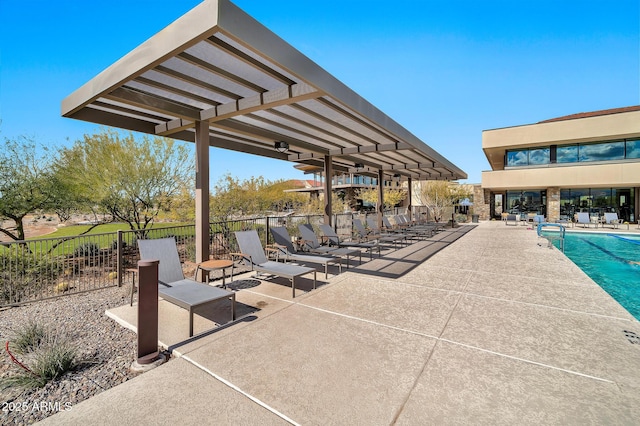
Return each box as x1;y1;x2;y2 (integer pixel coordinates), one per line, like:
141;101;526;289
480;106;640;223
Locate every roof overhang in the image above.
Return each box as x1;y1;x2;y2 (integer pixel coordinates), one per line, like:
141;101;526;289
62;0;466;181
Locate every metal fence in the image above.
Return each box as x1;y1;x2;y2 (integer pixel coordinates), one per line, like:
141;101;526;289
0;209;416;307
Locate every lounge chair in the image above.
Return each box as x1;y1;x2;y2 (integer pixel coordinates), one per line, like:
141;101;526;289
354;218;403;248
533;215;545;224
233;230;317;298
318;224;380;259
603;212;622;229
398;214;444;233
576;212;594;228
137;238;235;337
391;215;432;238
269;226;341;279
381;216;424;240
298;224;362;266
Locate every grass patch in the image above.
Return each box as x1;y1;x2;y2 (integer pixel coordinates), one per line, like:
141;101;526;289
1;322;77;390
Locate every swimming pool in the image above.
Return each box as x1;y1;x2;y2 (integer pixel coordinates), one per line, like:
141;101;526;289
562;232;640;320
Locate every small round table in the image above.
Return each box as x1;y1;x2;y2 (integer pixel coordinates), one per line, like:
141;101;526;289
194;259;234;287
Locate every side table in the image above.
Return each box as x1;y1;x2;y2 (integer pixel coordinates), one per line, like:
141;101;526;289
195;259;234;287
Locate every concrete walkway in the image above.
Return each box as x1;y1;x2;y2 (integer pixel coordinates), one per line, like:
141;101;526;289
40;222;640;425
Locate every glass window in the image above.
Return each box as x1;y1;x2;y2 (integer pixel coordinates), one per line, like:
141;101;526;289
626;139;640;159
528;147;550;165
506;191;543;214
557;145;578;163
506;150;528;166
579;142;624;162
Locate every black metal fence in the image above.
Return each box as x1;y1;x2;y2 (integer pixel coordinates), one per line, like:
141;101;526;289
1;208;423;307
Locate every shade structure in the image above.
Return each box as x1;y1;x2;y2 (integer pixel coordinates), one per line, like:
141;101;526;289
61;0;465;182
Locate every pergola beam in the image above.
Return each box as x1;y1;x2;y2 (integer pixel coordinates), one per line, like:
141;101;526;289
201;83;319;121
106;87;201;120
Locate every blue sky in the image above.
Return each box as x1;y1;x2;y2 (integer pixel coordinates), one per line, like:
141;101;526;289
1;0;639;184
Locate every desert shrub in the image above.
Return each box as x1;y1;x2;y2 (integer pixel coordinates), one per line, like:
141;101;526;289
73;242;100;257
1;322;77;389
455;214;468;223
0;249;62;304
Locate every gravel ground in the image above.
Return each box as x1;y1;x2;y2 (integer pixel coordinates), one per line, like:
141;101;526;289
0;286;142;425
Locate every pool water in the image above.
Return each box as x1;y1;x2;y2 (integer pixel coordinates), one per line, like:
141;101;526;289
562;232;640;320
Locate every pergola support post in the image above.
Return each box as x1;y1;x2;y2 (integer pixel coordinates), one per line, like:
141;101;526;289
195;120;210;266
407;177;413;222
323;155;333;226
377;169;384;229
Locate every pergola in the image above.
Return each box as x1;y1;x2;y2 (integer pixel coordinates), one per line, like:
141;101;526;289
61;0;466;264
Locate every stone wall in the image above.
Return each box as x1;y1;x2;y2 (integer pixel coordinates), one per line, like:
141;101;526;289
547;187;560;222
472;184;491;220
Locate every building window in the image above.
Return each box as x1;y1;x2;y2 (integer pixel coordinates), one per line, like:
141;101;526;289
528;147;550;165
506;150;528;166
626;139;640;159
506;190;545;215
578;141;624;162
556;145;578;163
560;188;635;222
507;139;639;167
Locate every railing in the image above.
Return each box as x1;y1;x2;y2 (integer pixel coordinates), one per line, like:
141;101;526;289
0;210;417;307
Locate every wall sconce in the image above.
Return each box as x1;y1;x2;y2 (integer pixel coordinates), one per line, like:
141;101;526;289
274;141;289;153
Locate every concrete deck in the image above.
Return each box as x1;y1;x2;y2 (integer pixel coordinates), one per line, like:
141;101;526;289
40;222;640;425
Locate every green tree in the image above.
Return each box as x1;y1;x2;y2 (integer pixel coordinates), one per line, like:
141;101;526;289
210;175;308;221
355;186;407;210
416;181;471;222
56;130;193;231
0;137;64;241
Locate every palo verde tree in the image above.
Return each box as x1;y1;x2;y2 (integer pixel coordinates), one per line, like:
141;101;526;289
55;129;193;231
0;136;65;241
210;175;307;221
415;180;471;222
355;186;407;210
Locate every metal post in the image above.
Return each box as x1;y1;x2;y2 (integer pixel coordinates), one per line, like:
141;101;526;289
137;259;160;364
117;230;123;287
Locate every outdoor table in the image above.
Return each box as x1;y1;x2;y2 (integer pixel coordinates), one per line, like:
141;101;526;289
194;259;234;287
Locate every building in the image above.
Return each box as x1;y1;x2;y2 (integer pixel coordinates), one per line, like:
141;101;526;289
480;106;640;222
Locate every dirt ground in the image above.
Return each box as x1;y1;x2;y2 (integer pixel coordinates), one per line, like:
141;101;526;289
0;214;63;242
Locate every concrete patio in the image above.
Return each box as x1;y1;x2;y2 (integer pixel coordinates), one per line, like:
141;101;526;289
40;221;640;425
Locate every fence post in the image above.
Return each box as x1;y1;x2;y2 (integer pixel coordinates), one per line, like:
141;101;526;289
117;230;123;287
265;216;270;247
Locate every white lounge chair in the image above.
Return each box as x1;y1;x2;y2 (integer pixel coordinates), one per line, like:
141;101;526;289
576;212;594;228
234;230;317;298
138;238;235;337
603;212;622;229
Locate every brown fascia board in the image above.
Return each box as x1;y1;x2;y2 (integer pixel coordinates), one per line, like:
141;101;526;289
538;105;640;124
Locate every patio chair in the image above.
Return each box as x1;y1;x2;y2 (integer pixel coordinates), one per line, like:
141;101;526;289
603;212;622;229
269;226;341;278
318;224;380;259
399;214;444;233
505;214;519;226
233;230;317;298
354;218;403;248
298;224;362;266
137;238;235;337
391;215;432;238
382;216;425;240
576;212;594;228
